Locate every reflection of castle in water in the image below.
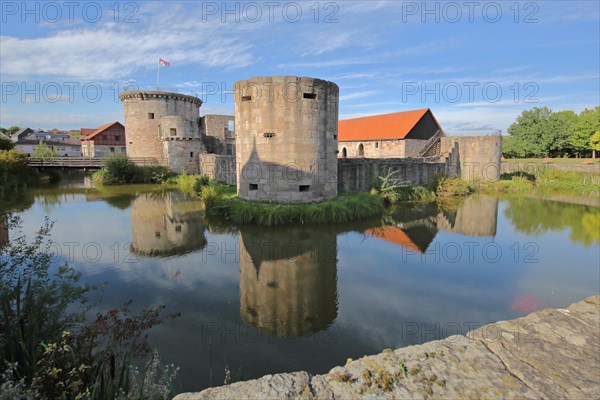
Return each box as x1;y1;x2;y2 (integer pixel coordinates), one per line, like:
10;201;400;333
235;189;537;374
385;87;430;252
129;191;207;257
239;225;338;337
367;197;499;253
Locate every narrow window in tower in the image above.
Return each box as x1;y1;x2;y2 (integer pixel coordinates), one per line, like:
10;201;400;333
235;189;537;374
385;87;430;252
148;113;155;119
249;184;258;191
303;93;317;99
190;152;194;158
299;185;310;192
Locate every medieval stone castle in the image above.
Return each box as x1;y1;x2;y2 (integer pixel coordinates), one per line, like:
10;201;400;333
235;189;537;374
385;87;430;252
119;75;502;204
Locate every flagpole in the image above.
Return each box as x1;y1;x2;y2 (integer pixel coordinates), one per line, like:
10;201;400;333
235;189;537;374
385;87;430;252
156;58;160;90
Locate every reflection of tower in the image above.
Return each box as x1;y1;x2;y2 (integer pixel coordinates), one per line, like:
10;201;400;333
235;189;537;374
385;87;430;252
438;196;498;237
239;225;338;337
234;76;339;203
130;191;207;257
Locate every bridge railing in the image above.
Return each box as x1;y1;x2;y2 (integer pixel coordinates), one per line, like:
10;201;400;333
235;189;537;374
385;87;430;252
27;157;167;168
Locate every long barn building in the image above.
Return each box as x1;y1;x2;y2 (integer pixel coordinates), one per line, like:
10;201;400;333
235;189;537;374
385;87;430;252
338;108;444;158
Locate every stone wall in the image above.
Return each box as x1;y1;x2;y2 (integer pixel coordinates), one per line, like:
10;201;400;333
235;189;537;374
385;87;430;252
199;154;236;185
234;76;339;203
338;138;431;159
201;114;235;155
440;135;502;181
164;139;204;174
337;157;447;191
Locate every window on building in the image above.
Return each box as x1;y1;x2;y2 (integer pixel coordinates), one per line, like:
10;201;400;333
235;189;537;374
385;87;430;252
342;147;347;158
299;185;310;192
190;152;194;158
148;113;155;119
303;93;317;99
110;147;115;153
263;132;276;138
241;96;252;101
170;128;177;136
175;225;182;232
115;135;120;141
334;134;337;139
375;142;379;148
358;143;365;157
228;120;234;132
226;144;233;155
249;184;258;191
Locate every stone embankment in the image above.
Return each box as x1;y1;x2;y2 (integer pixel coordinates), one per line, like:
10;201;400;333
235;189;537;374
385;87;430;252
174;295;600;399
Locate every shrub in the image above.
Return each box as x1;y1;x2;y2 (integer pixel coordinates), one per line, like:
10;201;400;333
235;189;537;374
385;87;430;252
435;177;475;197
0;135;14;151
0;215;179;398
102;154;138;185
95;155;174;185
0;150;36;201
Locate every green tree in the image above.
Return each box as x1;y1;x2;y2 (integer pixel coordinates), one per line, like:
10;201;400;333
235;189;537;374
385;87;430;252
0;125;21;136
33;141;57;157
571;107;600;157
590;131;600;159
0;135;14;150
505;107;553;157
548;110;577;157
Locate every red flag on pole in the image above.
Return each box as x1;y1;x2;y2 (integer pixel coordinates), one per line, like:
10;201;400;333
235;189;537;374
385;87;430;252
159;58;170;67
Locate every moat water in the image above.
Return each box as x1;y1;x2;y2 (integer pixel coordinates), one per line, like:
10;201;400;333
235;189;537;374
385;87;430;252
2;179;599;393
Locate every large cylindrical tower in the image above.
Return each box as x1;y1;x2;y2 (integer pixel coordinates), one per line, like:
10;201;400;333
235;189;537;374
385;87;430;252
234;76;339;203
119;91;202;160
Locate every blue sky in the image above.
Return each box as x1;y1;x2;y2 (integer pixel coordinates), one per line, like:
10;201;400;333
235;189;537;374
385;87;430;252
1;0;598;133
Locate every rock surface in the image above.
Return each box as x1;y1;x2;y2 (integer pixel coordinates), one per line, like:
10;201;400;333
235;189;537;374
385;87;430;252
174;295;600;400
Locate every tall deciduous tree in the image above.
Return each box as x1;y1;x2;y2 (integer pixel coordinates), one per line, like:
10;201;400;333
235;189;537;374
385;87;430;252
505;107;553;157
571;107;600;157
590;131;600;159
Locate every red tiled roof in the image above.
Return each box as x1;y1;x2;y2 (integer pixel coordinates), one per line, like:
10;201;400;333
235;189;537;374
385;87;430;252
80;128;95;137
81;122;123;141
339;108;431;141
365;226;424;254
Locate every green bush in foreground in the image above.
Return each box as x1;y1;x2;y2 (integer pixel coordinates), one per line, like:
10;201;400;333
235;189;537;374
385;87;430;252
0;215;179;399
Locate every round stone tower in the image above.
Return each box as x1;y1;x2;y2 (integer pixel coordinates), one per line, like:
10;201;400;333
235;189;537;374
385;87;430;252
119;91;202;162
234;76;339;203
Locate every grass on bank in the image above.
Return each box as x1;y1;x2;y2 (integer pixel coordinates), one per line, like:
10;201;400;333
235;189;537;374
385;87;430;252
479;168;599;194
178;177;384;226
503;157;600;165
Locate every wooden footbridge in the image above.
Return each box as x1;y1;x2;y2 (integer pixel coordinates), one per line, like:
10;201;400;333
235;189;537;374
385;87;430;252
27;157;166;170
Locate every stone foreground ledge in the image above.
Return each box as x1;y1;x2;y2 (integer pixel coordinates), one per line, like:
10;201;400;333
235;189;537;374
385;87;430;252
174;295;600;400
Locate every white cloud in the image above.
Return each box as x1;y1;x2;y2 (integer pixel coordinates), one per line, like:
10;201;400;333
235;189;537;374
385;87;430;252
0;11;257;80
339;90;378;101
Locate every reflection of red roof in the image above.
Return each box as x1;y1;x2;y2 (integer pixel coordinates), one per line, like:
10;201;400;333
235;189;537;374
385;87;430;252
365;226;423;254
81;122;124;141
339;108;432;141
